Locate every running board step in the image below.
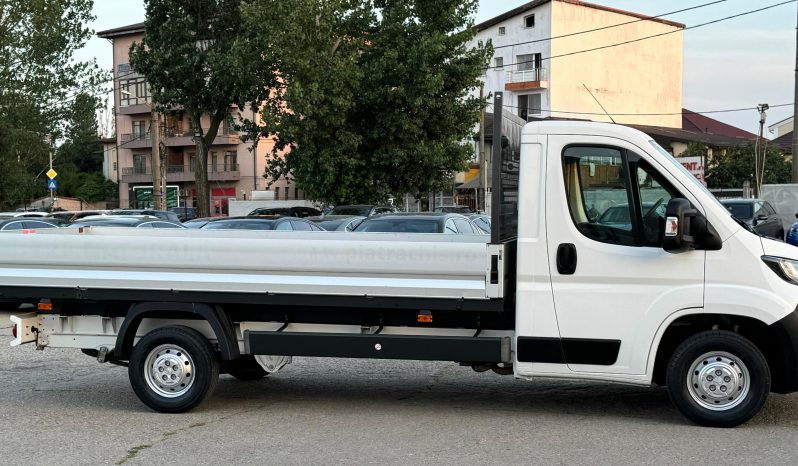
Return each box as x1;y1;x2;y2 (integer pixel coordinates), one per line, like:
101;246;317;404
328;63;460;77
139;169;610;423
245;331;510;363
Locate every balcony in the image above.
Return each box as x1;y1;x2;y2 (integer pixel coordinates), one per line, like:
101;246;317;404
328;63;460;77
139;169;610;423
162;128;240;147
121;133;152;149
120;164;241;184
504;68;548;91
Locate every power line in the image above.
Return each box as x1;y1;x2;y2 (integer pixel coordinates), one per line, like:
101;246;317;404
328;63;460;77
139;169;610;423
486;0;797;70
491;0;727;50
489;102;794;117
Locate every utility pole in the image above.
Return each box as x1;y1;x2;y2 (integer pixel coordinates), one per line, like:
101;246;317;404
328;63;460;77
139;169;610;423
755;104;769;198
48;134;54;208
151;110;163;210
479;82;486;213
793;3;798;182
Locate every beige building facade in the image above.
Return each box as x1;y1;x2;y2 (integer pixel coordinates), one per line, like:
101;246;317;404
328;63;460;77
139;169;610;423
473;0;684;128
97;24;296;213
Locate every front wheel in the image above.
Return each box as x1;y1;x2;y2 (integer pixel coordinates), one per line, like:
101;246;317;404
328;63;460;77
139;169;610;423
666;330;770;427
129;326;219;413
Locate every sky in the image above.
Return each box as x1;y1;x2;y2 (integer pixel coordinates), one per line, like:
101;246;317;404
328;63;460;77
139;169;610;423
77;0;796;135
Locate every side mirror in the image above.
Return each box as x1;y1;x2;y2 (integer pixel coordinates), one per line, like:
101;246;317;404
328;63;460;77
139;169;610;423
662;198;721;253
755;213;768;223
794;213;798;219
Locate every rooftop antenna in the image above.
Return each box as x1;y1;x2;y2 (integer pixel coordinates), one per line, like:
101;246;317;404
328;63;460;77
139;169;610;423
583;83;616;124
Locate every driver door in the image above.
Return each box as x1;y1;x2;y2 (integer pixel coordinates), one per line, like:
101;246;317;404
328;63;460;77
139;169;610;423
545;136;705;375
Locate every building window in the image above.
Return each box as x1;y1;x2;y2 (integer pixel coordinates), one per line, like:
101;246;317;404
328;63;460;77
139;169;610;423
222;113;235;135
224;151;237;171
133;154;148;174
211;152;218;172
516;53;542;71
498;26;506;36
132;120;145;139
275;187;280;201
524;14;535;28
518;94;542;120
119;77;151;106
112;162;118;171
494;57;504;69
294;187;299;200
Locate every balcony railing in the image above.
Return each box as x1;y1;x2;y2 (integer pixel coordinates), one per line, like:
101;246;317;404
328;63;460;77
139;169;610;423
121;164;241;183
505;68;548;84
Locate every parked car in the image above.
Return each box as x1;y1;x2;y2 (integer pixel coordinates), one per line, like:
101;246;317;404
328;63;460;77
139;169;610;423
201;216;325;231
434;205;473;214
169;207;197;222
47;210;111;222
248;206;321;218
467;214;491;234
306;215;366;232
111;209;181;223
70;216;186;229
0;218;61;231
353;212;482;234
326;205;398;217
183;217;224;229
785;214;798;246
720;199;783;240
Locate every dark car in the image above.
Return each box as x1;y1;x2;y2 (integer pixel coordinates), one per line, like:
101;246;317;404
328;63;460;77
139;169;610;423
201;216;325;231
434;205;473;214
0;218;61;231
183;217;224;229
70;216;186;229
353;212;481;234
248;206;322;218
306;215;365;232
720;199;783;240
327;205;399;217
111;209;181;223
169;207;197;222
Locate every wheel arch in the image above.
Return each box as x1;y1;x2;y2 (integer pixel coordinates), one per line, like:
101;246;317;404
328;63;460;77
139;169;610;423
114;302;240;361
652;312;798;393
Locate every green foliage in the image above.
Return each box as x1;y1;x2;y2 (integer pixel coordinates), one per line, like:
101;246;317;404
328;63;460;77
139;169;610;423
0;0;108;209
130;0;278;217
705;143;791;189
242;0;492;204
53;93;115;203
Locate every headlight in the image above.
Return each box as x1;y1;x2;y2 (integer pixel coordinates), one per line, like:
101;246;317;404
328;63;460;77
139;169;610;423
762;256;798;285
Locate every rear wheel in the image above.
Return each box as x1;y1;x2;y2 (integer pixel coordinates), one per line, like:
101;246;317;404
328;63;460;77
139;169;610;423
129;326;219;413
666;330;769;427
226;355;268;381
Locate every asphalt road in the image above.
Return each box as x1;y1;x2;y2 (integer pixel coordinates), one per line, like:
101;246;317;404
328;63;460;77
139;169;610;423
2;311;798;465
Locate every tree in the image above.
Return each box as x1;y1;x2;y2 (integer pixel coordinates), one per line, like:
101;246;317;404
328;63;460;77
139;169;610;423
55;93;117;201
0;0;107;209
705;143;791;189
242;0;492;204
129;0;279;217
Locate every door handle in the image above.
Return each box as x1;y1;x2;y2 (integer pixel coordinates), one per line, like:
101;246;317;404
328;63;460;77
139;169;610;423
556;243;577;275
557;243;576;275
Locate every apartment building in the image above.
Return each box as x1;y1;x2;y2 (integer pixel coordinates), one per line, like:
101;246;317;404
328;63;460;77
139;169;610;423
473;0;684;128
97;23;296;212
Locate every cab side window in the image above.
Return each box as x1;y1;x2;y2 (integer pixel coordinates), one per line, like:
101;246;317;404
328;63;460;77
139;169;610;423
562;146;682;247
562;146;635;246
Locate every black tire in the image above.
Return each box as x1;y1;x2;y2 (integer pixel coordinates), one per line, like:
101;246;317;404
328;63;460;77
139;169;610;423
128;326;219;413
666;330;770;428
226;355;269;381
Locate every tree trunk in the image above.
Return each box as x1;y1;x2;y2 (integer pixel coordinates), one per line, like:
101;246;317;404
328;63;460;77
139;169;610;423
192;110;225;218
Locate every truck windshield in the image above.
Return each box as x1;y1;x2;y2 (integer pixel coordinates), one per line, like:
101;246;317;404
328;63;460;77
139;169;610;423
648;140;728;214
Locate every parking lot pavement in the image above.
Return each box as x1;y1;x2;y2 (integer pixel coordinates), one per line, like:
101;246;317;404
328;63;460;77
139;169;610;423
2;311;798;465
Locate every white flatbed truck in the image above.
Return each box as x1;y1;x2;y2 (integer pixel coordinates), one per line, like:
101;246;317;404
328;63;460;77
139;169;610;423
5;93;798;427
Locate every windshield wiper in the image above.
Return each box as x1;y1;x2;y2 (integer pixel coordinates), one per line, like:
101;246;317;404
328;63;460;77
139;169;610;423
731;215;757;234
